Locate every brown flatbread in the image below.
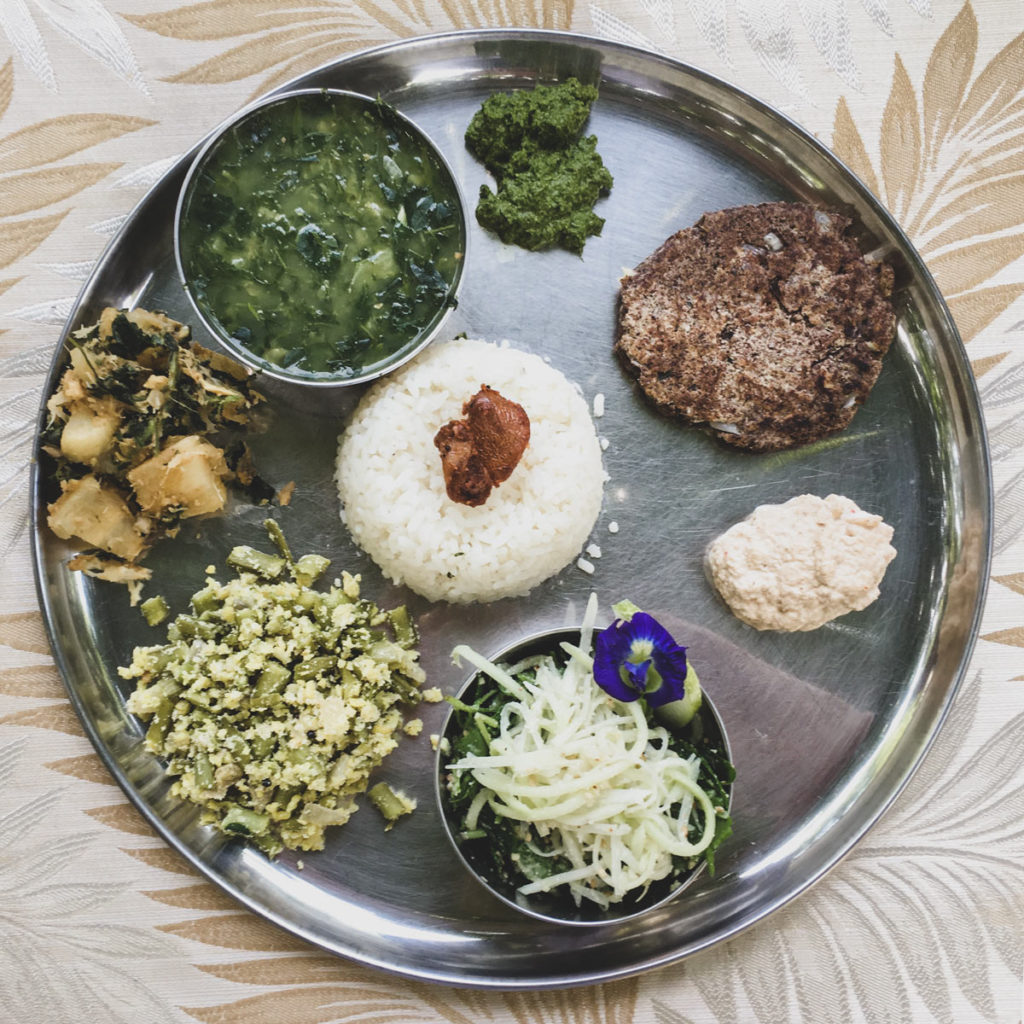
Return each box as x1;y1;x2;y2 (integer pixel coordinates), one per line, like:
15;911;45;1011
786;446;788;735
615;202;896;452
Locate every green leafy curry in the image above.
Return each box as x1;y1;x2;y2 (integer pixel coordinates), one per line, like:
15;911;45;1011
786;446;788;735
179;92;464;379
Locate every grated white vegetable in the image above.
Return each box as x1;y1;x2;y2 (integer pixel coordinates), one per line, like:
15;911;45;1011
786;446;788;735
448;596;717;909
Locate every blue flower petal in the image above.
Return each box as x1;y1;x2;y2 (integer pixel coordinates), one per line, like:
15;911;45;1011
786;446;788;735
593;609;689;709
593;620;641;702
645;646;689;707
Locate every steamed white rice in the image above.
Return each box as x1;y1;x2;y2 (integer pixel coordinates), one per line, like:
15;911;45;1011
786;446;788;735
335;338;606;603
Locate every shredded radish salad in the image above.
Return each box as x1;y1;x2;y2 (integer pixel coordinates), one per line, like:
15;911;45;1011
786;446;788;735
442;601;733;912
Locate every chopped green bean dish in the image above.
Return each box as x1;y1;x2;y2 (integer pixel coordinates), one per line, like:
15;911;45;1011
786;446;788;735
121;522;435;856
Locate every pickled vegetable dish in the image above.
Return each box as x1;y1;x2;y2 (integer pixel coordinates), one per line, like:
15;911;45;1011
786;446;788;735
178;91;464;379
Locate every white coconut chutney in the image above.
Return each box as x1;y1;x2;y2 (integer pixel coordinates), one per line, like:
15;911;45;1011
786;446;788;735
707;493;896;632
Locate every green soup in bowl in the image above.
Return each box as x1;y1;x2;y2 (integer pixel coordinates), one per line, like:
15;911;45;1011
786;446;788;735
175;89;466;385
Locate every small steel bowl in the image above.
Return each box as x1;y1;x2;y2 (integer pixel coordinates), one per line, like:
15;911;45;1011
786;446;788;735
174;88;467;388
435;626;734;926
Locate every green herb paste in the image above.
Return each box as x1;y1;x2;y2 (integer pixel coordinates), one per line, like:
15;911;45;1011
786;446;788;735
465;78;613;255
179;92;464;379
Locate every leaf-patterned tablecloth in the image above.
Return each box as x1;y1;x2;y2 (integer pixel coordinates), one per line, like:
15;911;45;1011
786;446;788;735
1;1;1022;1022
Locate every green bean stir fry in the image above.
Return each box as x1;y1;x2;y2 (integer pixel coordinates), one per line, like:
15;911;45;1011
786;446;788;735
122;521;430;856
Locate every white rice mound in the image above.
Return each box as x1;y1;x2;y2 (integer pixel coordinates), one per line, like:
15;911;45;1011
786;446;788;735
336;338;606;603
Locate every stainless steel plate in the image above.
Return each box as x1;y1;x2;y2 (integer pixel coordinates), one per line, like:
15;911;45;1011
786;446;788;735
31;30;992;989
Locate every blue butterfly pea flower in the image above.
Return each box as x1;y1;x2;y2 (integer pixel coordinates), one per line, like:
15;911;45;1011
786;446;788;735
593;611;688;707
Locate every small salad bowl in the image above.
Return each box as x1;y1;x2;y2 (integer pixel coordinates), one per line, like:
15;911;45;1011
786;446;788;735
434;624;734;926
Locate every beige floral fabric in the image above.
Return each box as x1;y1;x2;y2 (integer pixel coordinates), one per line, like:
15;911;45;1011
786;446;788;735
1;1;1023;1021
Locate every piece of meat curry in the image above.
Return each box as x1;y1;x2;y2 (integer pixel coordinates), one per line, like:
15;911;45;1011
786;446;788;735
434;386;530;507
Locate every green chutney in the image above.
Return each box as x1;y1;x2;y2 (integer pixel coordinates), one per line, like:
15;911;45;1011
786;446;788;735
179;91;464;380
465;78;613;255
